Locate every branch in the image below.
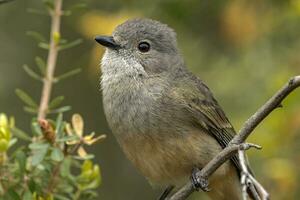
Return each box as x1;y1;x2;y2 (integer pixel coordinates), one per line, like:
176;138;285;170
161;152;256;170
38;0;63;120
167;75;300;200
238;150;268;200
167;143;261;200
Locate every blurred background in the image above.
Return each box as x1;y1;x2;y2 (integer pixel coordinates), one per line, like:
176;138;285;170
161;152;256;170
1;0;300;199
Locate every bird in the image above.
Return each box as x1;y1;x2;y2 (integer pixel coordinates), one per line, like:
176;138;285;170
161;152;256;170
95;18;255;200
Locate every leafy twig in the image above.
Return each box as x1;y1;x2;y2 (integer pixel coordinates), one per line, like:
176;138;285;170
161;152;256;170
38;0;63;120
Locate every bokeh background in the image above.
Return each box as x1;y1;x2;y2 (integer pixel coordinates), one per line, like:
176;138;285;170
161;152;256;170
1;0;300;199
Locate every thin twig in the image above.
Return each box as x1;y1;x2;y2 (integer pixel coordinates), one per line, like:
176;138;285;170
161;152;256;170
200;143;261;179
38;0;63;196
167;75;300;200
238;150;267;200
167;143;260;200
38;0;63;120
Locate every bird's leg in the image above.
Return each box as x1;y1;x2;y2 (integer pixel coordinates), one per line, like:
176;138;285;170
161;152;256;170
191;167;210;192
158;185;175;200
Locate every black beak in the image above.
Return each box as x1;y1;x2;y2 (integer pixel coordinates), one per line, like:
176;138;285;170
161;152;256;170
95;36;119;49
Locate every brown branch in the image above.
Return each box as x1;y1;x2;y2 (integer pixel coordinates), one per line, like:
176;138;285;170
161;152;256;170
38;0;64;196
167;143;261;200
38;0;63;120
167;75;300;200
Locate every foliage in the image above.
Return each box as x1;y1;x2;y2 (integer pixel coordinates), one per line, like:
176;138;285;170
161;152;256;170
1;0;300;200
0;113;105;200
0;1;105;199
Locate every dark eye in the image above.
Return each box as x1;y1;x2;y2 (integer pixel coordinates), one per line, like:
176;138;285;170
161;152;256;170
138;41;150;52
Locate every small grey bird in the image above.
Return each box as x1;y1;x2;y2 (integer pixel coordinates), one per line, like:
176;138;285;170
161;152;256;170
95;18;254;200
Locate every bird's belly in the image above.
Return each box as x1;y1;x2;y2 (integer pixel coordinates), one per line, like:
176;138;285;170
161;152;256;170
117;129;229;186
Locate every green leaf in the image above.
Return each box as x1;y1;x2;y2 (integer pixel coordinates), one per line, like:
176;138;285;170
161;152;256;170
81;190;98;199
53;194;70;200
62;10;72;16
38;42;49;50
29;142;49;150
35;56;46;75
56;135;79;142
60;157;71;177
28;179;42;194
30;143;49;166
49;96;64;109
27;8;48;15
11;127;31;141
58;38;82;51
15;151;26;176
31;121;42;136
48;106;71;114
59;38;68;44
54;68;81;83
43;0;54;10
70;3;87;10
8;138;17;148
55;113;64;138
80;178;99;191
6;188;21;200
23;191;33;200
62;3;87;17
26;31;47;42
51;147;64;162
23;106;37;114
15;89;38;108
23;65;43;81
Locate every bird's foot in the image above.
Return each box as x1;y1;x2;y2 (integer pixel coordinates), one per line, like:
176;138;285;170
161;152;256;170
191;168;210;192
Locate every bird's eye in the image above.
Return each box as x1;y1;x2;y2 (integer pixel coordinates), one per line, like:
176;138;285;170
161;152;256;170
138;41;150;53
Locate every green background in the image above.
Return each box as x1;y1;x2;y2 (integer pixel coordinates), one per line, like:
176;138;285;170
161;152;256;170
1;0;300;199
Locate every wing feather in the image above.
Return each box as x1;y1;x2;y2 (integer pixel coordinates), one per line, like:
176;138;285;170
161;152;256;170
170;73;242;173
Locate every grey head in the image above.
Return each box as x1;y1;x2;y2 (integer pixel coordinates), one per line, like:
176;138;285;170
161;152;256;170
95;18;185;78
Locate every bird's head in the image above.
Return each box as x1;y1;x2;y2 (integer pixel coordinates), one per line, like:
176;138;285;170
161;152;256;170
96;18;183;77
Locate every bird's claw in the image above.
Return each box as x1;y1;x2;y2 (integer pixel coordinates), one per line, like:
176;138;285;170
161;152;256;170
191;168;210;192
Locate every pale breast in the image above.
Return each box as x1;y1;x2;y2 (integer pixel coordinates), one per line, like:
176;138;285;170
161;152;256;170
101;72;165;137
